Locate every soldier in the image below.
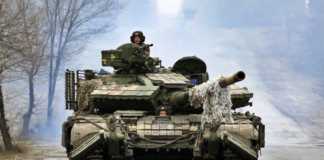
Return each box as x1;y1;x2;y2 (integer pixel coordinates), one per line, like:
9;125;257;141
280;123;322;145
130;31;150;56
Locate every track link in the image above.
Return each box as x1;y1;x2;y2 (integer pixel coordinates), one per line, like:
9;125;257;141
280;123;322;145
223;149;241;160
85;149;105;160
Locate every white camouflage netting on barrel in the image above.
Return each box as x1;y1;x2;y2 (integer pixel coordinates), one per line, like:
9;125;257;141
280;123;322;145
189;77;233;129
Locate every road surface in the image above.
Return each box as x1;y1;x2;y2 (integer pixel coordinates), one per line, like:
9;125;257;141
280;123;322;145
1;142;324;160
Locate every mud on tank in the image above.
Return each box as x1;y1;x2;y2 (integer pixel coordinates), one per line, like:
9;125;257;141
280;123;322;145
62;43;265;160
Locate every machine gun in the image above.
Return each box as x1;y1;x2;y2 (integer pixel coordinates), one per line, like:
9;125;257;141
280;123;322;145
101;43;160;74
138;43;153;52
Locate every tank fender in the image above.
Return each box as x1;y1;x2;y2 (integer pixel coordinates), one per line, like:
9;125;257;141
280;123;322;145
62;119;74;152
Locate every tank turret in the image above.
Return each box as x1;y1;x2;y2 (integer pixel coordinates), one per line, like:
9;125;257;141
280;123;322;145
167;71;251;110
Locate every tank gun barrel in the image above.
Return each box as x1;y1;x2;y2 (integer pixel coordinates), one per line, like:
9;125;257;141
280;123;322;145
218;71;245;88
168;71;246;108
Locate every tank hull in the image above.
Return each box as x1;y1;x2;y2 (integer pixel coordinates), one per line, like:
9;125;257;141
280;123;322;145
62;112;263;160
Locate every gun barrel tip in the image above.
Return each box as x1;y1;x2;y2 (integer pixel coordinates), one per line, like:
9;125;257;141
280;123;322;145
236;71;245;80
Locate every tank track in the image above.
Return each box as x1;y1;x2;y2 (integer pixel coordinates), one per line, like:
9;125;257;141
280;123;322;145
85;148;105;160
77;149;242;160
223;149;241;160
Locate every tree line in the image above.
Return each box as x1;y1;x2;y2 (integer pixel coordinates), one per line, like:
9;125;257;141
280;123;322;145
0;0;119;151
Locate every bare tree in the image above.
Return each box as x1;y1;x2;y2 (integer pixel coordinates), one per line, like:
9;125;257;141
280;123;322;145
0;85;13;150
44;0;119;125
0;0;28;150
12;0;49;137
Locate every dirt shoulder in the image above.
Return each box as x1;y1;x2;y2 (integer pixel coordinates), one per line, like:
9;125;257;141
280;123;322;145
0;141;67;160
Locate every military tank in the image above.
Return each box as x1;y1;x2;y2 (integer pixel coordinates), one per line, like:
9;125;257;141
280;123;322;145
62;43;265;160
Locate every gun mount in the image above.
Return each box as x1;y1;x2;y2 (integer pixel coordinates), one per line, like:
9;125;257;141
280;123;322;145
101;43;160;74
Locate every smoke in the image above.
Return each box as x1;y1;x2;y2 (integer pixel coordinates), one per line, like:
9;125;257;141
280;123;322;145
305;0;310;11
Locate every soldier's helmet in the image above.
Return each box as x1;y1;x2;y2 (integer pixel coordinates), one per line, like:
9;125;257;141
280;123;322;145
130;31;145;44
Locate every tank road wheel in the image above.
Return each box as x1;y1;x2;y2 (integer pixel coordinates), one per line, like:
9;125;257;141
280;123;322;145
85;148;105;160
223;149;241;160
68;148;106;160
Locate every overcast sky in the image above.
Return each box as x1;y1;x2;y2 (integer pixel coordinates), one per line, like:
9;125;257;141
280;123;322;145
68;0;324;146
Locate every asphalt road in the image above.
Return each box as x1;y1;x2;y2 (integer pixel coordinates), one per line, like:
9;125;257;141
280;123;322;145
1;142;324;160
259;145;324;160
